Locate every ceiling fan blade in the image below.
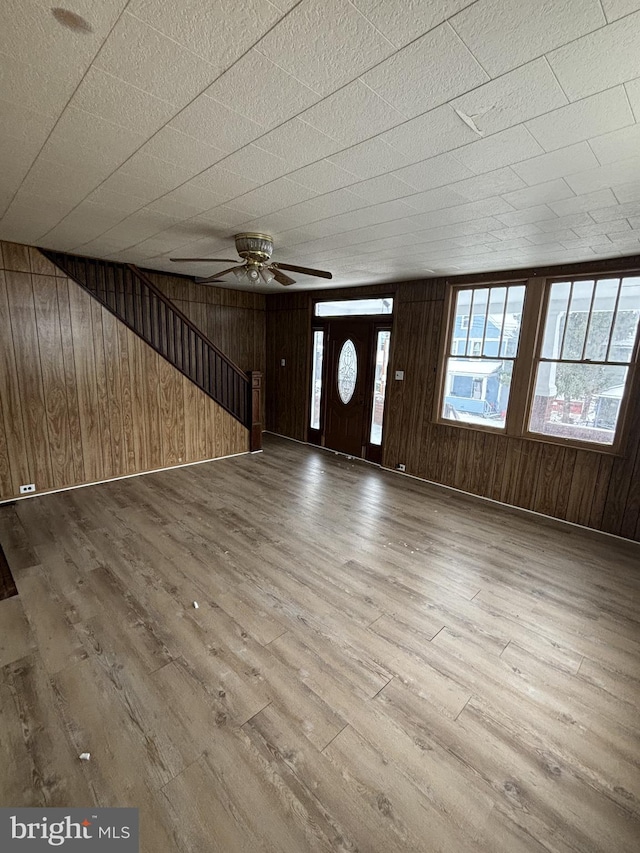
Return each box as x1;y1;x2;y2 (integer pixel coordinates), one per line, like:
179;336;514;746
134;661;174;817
195;265;244;283
271;268;296;286
170;257;237;263
272;262;332;279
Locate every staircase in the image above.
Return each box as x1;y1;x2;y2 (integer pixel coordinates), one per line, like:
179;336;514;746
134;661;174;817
42;251;262;451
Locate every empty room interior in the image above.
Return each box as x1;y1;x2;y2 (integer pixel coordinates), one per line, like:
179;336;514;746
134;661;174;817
1;1;640;851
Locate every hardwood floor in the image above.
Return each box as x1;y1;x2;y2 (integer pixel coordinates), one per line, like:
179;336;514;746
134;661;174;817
1;433;639;852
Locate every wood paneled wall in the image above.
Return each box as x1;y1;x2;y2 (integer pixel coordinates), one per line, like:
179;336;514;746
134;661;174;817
265;278;640;542
146;272;265;376
0;242;249;502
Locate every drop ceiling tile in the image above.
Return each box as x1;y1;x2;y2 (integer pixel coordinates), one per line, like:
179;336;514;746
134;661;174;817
37;107;147;174
525;229;578;245
406;186;469;213
450;0;605;78
186;205;251;230
20;159;107;203
453;126;544;173
146;185;229;217
350;0;476;48
252;119;342;167
0;99;57;150
85;186;148;215
43;204;129;246
536;212;595;232
138;128;226;174
404;218;501;242
602;0;640;22
0;0;127;66
228;178;318;217
68;237;129;257
97;171;173;204
0;53;83;115
217;145;291;184
452;167;527;201
594;234;640;252
565;157;640;195
548;188;618;215
70;67;178;140
363;23;487;119
391;154;475;192
409;198;513;229
573;219;632;237
255;0;395;96
170;95;265;152
299;81;407;146
449;59;568;137
525;88;633;152
590;124;640;165
288;161;360;193
381;105;478;162
547;12;640;101
627;78;640;120
348;174;416;205
612;180;640;202
99;209;180;247
590;201;640;221
205;49;319;130
559;235;613;249
118;152;200;192
144;196;213;221
288;188;368;222
95;13;218;106
500;179;575;210
0;194;75;240
128;0;283;70
495;205;558;226
512;142;600;186
490;224;543;240
327;139;411;179
189;165;259;201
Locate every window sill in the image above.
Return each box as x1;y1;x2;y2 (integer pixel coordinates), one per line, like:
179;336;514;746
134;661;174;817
434;417;624;455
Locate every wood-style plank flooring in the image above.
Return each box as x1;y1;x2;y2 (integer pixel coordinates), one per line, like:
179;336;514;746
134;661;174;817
1;434;639;852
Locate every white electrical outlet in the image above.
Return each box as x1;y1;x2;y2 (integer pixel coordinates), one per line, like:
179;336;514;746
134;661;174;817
396;464;406;472
19;483;36;494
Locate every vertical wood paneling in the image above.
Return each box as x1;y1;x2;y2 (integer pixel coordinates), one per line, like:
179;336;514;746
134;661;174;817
130;335;149;473
68;281;103;484
56;279;85;484
0;406;12;497
143;347;163;472
532;444;565;517
158;356;180;466
31;275;75;488
0;243;249;502
564;451;600;526
116;320;136;475
0;270;30;493
4;270;53;490
90;300;114;479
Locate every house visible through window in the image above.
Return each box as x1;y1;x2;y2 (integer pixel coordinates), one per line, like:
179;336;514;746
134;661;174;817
438;273;640;450
441;284;525;429
529;276;640;446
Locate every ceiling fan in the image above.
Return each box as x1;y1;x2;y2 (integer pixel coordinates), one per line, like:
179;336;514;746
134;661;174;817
170;233;333;286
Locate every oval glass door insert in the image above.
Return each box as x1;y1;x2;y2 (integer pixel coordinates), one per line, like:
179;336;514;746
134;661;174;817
337;339;357;404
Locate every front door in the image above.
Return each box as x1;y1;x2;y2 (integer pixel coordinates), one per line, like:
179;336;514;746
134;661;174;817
323;321;374;457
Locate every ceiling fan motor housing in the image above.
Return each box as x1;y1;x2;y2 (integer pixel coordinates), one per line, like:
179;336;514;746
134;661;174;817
235;233;273;263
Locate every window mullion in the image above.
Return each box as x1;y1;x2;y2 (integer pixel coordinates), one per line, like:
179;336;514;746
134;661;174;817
505;277;545;436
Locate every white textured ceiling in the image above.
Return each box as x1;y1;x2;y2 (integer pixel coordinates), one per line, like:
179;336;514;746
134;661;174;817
1;0;640;290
